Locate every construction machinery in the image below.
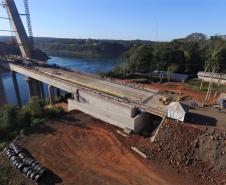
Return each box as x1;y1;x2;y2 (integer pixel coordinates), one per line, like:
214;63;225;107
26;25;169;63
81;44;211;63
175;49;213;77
159;96;172;105
159;95;184;105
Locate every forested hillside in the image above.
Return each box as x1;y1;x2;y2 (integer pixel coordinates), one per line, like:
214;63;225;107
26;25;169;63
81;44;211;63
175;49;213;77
1;34;226;77
0;38;48;61
110;33;226;76
34;38;145;59
0;36;149;59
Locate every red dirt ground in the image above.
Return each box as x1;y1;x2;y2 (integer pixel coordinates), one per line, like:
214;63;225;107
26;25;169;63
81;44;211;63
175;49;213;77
114;79;207;103
17;111;194;185
144;82;206;102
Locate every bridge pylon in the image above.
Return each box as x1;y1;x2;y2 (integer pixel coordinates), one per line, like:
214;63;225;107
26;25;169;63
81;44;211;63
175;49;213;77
2;0;33;59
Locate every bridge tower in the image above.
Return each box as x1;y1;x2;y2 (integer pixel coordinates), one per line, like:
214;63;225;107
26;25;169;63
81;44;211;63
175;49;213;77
2;0;33;59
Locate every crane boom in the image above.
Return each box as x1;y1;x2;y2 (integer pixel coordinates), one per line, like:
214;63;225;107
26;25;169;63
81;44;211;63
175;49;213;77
23;0;34;48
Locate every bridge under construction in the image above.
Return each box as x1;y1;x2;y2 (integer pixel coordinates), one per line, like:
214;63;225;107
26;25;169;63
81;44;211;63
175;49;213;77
0;0;168;133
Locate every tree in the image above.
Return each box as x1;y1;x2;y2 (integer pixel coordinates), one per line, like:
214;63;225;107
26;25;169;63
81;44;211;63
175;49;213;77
167;65;179;82
203;47;223;103
0;105;18;133
120;44;153;74
185;33;207;41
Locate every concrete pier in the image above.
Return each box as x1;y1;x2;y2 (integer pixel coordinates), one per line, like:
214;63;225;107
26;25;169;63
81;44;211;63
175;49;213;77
0;74;7;109
39;82;45;100
68;90;152;133
48;85;55;106
11;71;22;107
27;77;42;99
56;88;61;97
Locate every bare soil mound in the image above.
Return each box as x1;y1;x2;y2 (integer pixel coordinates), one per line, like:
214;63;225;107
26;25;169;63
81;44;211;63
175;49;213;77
16;112;191;185
126;119;226;185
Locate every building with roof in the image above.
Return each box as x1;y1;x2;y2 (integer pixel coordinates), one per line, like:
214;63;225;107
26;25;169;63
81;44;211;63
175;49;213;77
197;72;226;85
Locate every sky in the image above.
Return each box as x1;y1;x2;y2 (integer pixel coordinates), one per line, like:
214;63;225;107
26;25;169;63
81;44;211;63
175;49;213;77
0;0;226;41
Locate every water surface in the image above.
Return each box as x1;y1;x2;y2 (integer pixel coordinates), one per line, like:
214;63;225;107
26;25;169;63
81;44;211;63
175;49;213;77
0;57;120;106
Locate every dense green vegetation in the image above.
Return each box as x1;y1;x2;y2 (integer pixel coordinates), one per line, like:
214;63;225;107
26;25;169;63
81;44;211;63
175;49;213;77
0;97;64;143
108;33;226;77
34;37;145;59
0;36;151;59
1;34;226;76
0;38;49;61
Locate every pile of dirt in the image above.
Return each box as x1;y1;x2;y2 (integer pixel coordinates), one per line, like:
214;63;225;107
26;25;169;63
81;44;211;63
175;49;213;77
14;111;193;185
125;119;226;185
195;130;226;171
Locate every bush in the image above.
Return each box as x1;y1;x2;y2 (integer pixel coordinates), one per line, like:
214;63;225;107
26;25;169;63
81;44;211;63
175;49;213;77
31;118;45;127
46;107;64;119
16;108;31;129
0;97;64;143
27;97;44;118
0;142;7;151
0;105;18;133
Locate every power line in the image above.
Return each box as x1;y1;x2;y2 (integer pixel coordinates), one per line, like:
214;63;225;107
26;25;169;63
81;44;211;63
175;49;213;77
0;29;16;32
0;16;10;19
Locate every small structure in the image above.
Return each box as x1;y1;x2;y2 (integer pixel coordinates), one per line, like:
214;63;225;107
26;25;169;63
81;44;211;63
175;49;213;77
197;72;226;85
150;70;189;83
217;93;226;108
166;102;189;122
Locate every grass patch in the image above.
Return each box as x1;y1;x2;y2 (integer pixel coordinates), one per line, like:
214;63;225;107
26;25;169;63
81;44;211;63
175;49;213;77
186;79;226;92
0;154;19;185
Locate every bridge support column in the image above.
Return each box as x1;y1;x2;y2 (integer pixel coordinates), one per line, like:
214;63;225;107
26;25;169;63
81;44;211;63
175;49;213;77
56;88;61;97
11;71;22;107
48;85;55;106
27;77;42;99
39;82;45;100
0;75;7;109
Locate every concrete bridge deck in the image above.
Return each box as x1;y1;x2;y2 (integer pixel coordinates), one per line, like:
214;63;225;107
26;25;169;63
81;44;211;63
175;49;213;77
0;61;167;116
0;60;167;132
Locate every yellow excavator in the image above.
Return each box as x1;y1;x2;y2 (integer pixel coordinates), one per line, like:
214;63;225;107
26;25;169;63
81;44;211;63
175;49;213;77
159;97;171;105
159;95;184;105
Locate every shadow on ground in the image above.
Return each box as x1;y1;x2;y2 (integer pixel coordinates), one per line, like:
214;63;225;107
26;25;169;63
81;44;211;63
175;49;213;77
187;112;217;126
38;169;62;185
25;125;57;136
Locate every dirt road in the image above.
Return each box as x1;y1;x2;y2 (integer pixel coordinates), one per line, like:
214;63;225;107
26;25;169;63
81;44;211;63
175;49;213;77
18;111;192;185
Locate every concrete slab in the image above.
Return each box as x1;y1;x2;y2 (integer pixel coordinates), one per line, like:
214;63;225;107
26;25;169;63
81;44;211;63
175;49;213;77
0;61;168;117
39;67;153;103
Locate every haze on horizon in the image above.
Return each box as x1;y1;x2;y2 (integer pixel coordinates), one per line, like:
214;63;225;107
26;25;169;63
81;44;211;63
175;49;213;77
0;0;225;41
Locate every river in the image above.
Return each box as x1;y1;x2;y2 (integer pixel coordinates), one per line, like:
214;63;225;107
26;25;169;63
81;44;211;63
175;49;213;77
0;56;120;106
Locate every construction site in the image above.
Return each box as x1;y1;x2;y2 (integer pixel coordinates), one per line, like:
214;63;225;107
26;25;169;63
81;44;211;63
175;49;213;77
1;106;226;185
0;0;226;185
